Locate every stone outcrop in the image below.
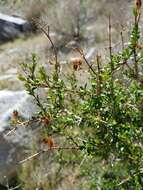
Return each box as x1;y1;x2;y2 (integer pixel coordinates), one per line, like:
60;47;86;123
0;90;37;186
0;13;32;43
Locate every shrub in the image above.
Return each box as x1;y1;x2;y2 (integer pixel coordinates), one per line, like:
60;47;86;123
16;0;143;189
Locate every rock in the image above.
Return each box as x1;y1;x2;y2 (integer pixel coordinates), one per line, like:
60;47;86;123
0;74;17;81
0;90;37;186
0;90;36;131
85;47;96;60
0;134;22;186
0;13;32;43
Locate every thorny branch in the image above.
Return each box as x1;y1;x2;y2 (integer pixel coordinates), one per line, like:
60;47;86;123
5;118;40;137
74;47;97;76
117;168;143;187
33;20;60;77
18;146;80;165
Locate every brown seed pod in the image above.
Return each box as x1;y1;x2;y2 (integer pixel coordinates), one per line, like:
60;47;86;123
41;116;50;126
137;44;143;49
42;137;54;148
70;57;83;70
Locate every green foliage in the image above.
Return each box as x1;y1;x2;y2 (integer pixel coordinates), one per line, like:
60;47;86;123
18;2;143;190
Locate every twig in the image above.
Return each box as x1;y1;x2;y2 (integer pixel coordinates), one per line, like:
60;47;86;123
33;94;47;115
108;15;115;114
112;61;134;75
19;147;80;165
40;25;58;66
19;150;43;164
120;29;125;52
117;170;142;187
96;55;102;95
79;154;87;168
109;15;114;72
5;126;17;137
117;176;131;187
133;4;141;79
74;48;97;76
5;118;39;137
133;45;139;79
33;20;60;78
33;20;58;64
9;184;21;190
117;166;143;187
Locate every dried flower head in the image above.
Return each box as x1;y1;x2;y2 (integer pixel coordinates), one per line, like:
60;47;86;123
41;116;50;126
136;0;142;10
137;44;143;49
70;57;82;71
12;110;19;119
42;136;54;148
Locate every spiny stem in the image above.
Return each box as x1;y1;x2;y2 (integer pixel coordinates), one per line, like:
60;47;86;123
33;19;60;80
18;147;80;165
109;15;114;73
132;3;141;79
74;48;97;76
96;55;102;95
33;94;47;115
108;15;115;116
120;30;125;52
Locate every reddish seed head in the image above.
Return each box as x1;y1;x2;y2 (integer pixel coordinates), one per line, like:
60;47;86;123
41;116;50;126
136;0;142;10
70;57;82;71
42;137;54;148
73;64;78;70
12;110;19;119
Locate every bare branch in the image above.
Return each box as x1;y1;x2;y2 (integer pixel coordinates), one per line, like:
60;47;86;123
73;47;97;76
32;19;60;78
19;147;80;165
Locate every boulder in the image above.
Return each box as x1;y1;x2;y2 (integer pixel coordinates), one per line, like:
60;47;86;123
0;90;37;186
0;13;32;43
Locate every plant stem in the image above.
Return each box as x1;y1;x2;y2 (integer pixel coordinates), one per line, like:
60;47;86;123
75;48;97;76
109;15;115;116
96;55;102;95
